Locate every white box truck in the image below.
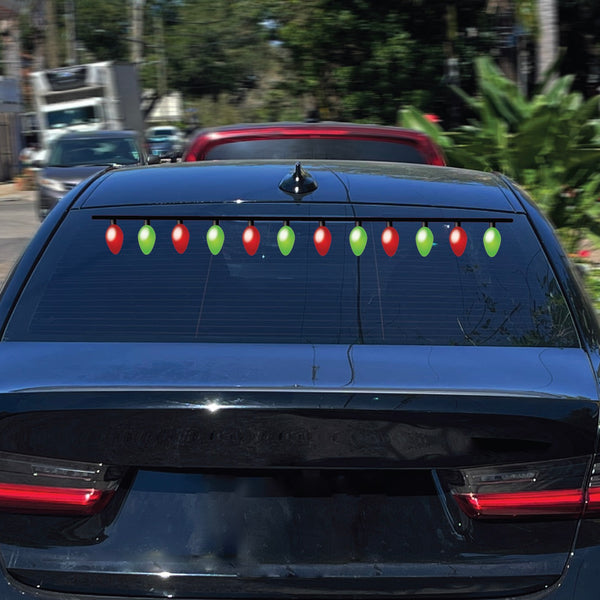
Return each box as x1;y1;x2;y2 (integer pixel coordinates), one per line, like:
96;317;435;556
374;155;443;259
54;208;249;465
30;61;144;153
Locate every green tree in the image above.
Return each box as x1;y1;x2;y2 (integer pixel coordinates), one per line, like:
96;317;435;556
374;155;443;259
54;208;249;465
400;56;600;252
162;0;272;99
74;0;130;62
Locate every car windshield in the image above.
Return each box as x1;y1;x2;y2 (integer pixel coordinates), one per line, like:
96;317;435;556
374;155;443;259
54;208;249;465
4;212;579;347
46;105;101;129
47;137;141;167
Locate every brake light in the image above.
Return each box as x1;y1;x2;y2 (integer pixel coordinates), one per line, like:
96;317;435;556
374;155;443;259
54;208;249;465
0;451;120;516
446;457;594;520
453;489;584;519
584;464;600;515
0;482;113;515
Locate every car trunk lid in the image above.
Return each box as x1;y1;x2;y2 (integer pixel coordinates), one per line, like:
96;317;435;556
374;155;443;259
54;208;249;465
0;343;597;598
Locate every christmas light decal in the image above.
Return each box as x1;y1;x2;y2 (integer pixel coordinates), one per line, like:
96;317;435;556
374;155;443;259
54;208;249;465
206;220;225;255
138;220;156;255
277;220;295;256
415;222;434;257
105;219;123;255
349;221;368;256
381;221;399;257
171;220;190;254
96;216;508;258
483;222;502;257
314;221;332;256
449;222;467;257
242;220;260;256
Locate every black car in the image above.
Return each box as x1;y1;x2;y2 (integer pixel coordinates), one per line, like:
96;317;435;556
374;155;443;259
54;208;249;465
36;129;157;221
1;159;600;599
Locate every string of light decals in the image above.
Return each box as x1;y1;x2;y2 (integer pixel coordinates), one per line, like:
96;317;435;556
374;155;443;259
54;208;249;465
98;216;507;258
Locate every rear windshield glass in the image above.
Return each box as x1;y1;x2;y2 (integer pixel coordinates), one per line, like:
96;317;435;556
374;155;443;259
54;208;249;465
204;139;427;163
48;137;141;166
3;213;578;347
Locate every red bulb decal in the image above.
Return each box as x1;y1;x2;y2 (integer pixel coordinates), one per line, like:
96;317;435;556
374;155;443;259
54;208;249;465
105;223;123;254
381;226;399;257
313;225;332;256
243;225;260;256
449;226;467;257
171;223;190;254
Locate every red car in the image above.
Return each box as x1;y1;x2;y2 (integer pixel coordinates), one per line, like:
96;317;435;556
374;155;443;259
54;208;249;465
182;122;446;165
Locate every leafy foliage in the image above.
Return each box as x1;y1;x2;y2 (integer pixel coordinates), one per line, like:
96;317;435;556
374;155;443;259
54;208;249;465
400;56;600;252
267;0;491;123
161;0;272;99
74;0;130;62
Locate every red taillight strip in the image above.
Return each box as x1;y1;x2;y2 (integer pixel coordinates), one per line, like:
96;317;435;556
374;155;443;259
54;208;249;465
585;487;600;515
453;489;585;519
0;482;114;515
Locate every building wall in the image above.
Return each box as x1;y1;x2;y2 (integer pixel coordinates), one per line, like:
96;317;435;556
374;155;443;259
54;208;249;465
0;78;22;181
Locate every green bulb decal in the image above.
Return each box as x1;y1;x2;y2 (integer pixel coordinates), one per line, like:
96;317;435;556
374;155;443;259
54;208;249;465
349;225;368;256
415;225;433;257
138;222;156;255
483;226;501;257
206;223;225;255
277;224;295;256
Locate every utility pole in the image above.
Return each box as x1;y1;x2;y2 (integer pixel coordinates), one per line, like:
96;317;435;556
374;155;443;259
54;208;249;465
64;0;76;65
154;12;167;97
45;0;59;68
131;0;144;66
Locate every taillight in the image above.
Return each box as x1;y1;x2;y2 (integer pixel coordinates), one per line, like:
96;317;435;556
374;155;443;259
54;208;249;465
584;461;600;515
443;457;593;520
453;488;584;519
0;451;120;515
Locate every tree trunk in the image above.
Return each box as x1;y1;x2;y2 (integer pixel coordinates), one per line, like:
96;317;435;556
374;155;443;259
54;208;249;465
537;0;558;81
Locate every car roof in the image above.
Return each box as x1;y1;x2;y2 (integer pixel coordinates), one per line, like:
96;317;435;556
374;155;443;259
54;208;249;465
191;121;435;138
54;130;140;140
76;160;520;213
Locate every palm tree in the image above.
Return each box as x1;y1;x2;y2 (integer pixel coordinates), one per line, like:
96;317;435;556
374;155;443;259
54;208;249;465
537;0;558;81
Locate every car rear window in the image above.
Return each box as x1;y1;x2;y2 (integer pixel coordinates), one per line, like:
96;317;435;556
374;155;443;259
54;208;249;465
204;138;428;163
3;212;578;347
48;137;141;166
151;128;175;137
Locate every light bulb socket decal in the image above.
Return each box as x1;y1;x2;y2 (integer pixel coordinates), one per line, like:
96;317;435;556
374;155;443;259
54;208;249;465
97;216;506;258
206;220;225;255
483;222;501;257
415;222;434;257
381;221;399;257
243;220;260;256
349;221;368;256
449;222;467;257
277;220;295;256
172;220;190;254
105;219;123;255
314;220;332;256
138;220;156;255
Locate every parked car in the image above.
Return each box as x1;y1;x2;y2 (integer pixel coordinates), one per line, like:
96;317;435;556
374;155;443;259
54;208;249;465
182;121;446;165
36;129;157;221
146;125;184;161
1;159;600;599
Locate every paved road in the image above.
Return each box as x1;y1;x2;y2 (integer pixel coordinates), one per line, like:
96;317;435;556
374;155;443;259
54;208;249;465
0;190;39;287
